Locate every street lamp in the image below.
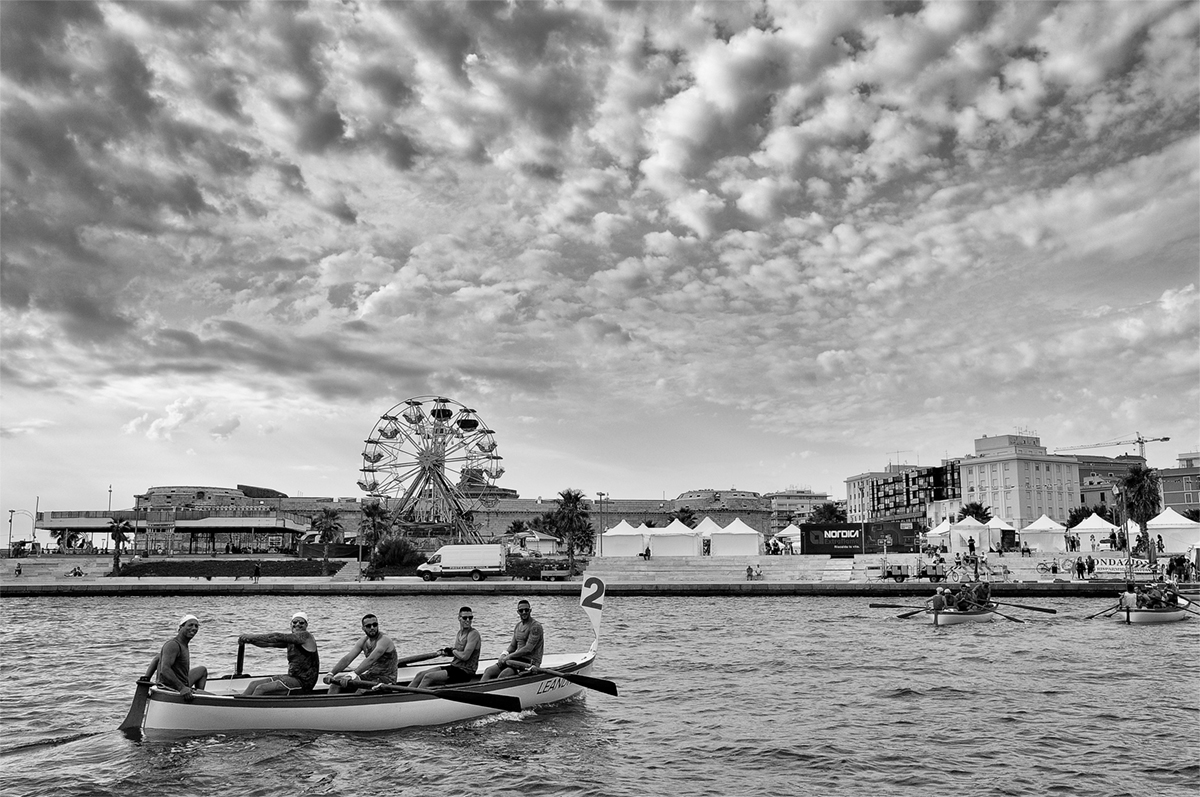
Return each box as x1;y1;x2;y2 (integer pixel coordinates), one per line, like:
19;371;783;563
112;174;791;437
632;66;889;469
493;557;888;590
8;509;36;558
596;492;607;557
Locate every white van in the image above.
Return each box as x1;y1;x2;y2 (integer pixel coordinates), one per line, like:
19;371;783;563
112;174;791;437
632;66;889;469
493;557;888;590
416;544;506;582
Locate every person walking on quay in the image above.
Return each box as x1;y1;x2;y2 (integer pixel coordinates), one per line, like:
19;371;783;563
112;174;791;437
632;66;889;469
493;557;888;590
14;562;20;577
145;615;208;702
327;613;398;694
252;562;261;584
1086;555;1096;578
482;599;544;681
239;611;320;695
411;606;482;689
1075;558;1086;580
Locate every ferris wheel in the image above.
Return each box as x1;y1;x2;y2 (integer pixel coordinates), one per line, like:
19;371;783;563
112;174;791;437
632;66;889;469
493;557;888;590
357;396;504;542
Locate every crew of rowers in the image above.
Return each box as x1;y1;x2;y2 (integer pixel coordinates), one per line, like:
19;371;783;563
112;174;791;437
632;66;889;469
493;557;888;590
927;580;992;612
1119;581;1183;609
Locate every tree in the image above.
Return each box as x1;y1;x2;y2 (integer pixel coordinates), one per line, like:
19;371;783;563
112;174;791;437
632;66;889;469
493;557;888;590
668;506;697;528
358;501;392;564
551;489;592;575
108;518;132;575
957;502;992;523
49;529;80;551
310;508;344;576
1117;464;1161;567
1185;509;1200;523
807;503;847;524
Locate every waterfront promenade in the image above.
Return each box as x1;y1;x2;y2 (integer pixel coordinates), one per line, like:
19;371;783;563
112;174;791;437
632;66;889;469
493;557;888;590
1;551;1175;598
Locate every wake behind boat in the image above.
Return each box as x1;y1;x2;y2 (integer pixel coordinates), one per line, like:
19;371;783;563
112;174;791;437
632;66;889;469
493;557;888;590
121;577;615;736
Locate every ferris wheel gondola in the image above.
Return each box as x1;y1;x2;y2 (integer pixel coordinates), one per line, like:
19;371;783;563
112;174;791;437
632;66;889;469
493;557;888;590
358;396;503;543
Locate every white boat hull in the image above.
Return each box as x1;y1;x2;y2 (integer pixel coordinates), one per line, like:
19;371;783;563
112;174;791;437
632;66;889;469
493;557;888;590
1112;598;1190;625
932;608;997;626
139;652;594;735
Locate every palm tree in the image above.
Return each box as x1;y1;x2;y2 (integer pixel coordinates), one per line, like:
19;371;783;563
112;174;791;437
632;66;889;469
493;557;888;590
668;506;698;528
1066;504;1112;528
108;518;132;575
1185;509;1200;523
808;503;847;524
310;508;344;576
552;489;592;575
49;529;80;551
1118;464;1161;568
358;501;391;564
958;502;993;523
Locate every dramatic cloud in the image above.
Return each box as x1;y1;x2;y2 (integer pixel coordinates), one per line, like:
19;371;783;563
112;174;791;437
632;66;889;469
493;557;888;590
2;0;1196;512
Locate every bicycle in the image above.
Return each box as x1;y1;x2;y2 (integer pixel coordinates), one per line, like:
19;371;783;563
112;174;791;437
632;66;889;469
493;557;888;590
1036;557;1075;575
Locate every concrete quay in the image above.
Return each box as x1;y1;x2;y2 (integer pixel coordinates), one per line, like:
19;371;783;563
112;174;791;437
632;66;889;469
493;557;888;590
2;552;1174;598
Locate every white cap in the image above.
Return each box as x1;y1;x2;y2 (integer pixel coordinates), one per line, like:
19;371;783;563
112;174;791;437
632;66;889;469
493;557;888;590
179;614;199;627
291;611;308;622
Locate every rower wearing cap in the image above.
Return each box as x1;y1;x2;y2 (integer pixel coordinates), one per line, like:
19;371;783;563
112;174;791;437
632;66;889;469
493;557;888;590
410;606;482;689
144;614;208;701
239;611;320;696
929;587;947;613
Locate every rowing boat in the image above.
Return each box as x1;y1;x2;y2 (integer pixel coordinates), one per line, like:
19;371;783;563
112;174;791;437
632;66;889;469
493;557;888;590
932;604;998;627
121;577;614;736
1111;597;1191;625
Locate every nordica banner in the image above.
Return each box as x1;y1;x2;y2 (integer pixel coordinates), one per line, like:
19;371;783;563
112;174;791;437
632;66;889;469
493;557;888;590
800;524;864;556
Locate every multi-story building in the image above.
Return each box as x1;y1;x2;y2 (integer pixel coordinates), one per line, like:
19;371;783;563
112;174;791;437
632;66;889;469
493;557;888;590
1072;454;1146;510
959;434;1077;529
763;487;830;534
845;463;959;529
1159;452;1200;516
844;470;890;523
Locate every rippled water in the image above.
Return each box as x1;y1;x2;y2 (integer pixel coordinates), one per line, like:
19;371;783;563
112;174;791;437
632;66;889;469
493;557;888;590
1;592;1196;797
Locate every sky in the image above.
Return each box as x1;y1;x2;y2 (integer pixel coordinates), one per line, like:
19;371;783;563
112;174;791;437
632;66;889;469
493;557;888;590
2;0;1198;536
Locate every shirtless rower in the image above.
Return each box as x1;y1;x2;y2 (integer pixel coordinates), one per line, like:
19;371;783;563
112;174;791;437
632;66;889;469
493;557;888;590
144;614;208;701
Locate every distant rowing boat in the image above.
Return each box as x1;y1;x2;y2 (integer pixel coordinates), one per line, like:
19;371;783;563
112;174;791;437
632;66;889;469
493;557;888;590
1112;597;1191;625
932;604;998;627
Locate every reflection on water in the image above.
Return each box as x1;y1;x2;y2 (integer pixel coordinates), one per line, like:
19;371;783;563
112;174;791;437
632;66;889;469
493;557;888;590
1;593;1197;796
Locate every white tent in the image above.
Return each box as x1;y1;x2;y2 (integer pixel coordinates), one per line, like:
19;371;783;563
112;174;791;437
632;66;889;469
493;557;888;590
646;519;703;556
695;517;724;539
1074;513;1118;532
985;516;1014;552
1148;508;1200;553
775;523;804;539
926;518;952;550
1020;514;1067;552
600;520;647;557
710;517;760;556
949;516;992;555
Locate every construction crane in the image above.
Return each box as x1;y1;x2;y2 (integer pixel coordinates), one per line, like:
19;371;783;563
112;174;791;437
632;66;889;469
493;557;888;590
1054;432;1170;459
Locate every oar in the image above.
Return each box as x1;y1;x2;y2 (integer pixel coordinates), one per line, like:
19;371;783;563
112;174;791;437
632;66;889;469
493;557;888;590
118;678;153;734
897;608;926;619
869;603;927;610
1086;603;1120;620
993;601;1057;614
984;606;1027;624
346;678;522;712
505;660;619;697
396;651;444;667
235;641;245;677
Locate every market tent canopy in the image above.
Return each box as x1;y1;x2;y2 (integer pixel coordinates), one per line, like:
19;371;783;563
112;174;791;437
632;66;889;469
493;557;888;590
710;517;761;556
695;517;724;539
949;516;995;554
1023;515;1065;531
601;520;647;557
647;520;702;556
775;523;804;539
986;516;1015;531
1147;508;1200;552
1073;513;1118;531
927;518;951;537
1019;514;1067;552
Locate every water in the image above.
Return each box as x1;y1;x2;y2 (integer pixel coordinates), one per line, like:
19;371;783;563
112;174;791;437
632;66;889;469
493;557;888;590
0;592;1196;797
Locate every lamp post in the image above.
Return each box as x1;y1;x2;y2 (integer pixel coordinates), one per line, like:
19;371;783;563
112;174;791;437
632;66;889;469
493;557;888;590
596;492;607;557
7;508;36;558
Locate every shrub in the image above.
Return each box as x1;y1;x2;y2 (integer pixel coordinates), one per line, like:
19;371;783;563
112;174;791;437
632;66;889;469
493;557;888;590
372;536;426;569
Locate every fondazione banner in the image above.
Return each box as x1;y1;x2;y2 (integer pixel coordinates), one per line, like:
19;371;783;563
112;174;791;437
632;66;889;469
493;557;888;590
1093;557;1157;576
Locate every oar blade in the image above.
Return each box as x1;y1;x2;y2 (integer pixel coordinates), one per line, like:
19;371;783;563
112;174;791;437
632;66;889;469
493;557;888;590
557;671;619;697
896;609;926;619
869;603;925;610
996;601;1057;614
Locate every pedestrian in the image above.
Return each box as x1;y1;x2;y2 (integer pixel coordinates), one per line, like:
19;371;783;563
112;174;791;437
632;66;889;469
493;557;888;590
968;537;976;557
1075;558;1085;580
253;562;261;584
1089;534;1096;551
1086;555;1096;577
14;562;21;577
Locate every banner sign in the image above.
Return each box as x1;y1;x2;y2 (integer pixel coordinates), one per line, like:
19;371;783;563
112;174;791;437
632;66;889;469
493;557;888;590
1093;556;1156;576
800;524;863;556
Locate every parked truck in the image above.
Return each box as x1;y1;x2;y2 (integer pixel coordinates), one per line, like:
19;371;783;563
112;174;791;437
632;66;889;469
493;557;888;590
416;544;506;582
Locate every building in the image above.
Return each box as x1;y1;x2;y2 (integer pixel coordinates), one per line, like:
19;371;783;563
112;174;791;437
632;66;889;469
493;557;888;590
845;463;959;529
1159;452;1200;517
1072;454;1146;509
959;434;1077;530
763;487;831;534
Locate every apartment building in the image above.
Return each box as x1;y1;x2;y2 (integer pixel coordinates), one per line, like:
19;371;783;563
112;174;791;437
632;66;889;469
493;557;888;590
1159;452;1200;516
960;434;1077;529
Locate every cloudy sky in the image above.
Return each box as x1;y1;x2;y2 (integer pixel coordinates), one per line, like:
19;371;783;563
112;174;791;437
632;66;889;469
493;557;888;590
2;0;1197;530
